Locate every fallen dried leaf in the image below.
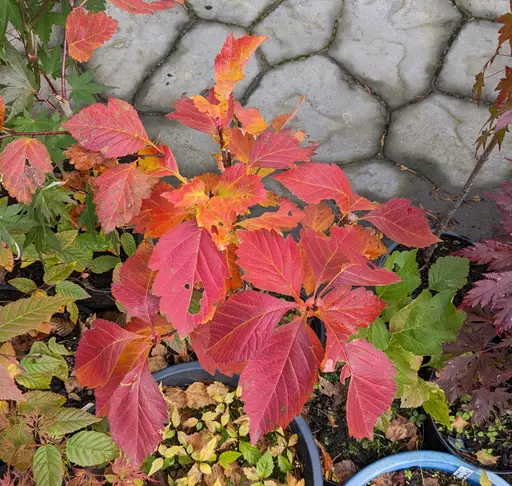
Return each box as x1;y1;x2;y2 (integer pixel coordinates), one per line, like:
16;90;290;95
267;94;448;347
476;450;500;466
318;376;336;397
164;387;187;409
333;460;357;484
385;416;417;442
185;382;215;409
148;356;167;373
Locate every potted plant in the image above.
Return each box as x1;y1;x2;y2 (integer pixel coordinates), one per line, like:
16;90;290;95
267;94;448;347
427;180;512;475
343;451;508;485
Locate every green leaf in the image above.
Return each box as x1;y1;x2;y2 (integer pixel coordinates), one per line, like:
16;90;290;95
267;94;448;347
428;256;469;292
0;1;8;49
18;391;66;414
43;263;77;285
389;290;466;355
120;233;136;257
16;352;68;389
0;295;70;341
147;457;164;476
85;0;107;12
89;255;120;274
66;431;119;466
67;67;109;106
255;450;274;479
8;278;37;294
39;48;61;79
49;408;101;436
240;441;262;466
386;342;421;396
367;317;389;351
33;445;64;486
78;191;98;236
378;250;421;301
67;302;79;323
56;281;91;300
219;451;241;470
277;454;292;473
423;381;450;427
48;337;73;356
400;379;431;408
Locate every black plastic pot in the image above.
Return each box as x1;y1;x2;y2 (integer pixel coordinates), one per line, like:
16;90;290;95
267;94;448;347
153;362;323;486
377;231;473;268
429;417;512;476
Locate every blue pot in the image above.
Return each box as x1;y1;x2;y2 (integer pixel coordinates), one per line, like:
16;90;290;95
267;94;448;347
153;362;323;486
344;451;509;485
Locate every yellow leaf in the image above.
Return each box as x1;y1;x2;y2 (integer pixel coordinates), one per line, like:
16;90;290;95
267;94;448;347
199;438;217;462
0;247;14;272
183;417;199;428
199;463;212;475
148;457;164;476
480;471;492;486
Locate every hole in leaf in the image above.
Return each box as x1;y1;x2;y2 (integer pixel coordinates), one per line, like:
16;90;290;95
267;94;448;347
188;289;204;315
184;283;190;290
205;5;213;9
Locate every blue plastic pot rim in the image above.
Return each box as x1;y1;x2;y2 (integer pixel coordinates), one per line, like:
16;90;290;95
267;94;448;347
344;451;509;486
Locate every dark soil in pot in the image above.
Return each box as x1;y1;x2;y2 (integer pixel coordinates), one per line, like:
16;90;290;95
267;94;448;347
369;468;471;485
433;398;512;474
304;371;424;484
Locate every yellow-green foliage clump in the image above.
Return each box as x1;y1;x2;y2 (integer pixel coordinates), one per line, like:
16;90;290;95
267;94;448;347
144;381;305;486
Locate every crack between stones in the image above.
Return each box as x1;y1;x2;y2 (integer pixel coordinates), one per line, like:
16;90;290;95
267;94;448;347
248;0;288;31
131;17;197;108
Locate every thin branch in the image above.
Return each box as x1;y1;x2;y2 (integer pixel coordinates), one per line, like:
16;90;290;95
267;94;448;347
0;129;70;140
423;134;500;264
30;0;53;26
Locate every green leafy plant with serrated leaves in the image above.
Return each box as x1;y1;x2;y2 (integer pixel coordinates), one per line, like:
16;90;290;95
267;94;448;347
142;381;304;486
358;251;470;426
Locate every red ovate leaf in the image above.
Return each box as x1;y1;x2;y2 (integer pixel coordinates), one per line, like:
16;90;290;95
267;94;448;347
236;230;303;299
0;138;52;204
234;102;267;135
111;243;159;324
94;164;152;233
209;163;267;219
248;129;318;169
228;127;255;164
66;8;118;62
331;226;387;261
236;200;304;232
64;144;115;171
214;34;267;100
274;162;353;214
167;98;217;134
0;365;24;401
302;202;335;233
132;182;193;237
340;340;396;439
63;99;153;158
0;96;5;131
318;287;386;369
138;144;180;179
149;221;228;336
108;0;183;14
362;198;439;248
108;360;167;465
207;291;297;364
191;323;245;376
75;319;150;389
240;318;323;442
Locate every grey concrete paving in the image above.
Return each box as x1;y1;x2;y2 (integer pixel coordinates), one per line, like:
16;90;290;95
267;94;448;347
90;0;512;239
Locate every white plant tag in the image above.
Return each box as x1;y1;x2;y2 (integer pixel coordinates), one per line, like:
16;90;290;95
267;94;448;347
453;466;473;480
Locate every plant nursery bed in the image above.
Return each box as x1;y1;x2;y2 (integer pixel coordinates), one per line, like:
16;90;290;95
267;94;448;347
368;467;471;485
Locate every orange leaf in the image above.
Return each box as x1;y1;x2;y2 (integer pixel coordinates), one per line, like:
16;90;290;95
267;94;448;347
302;202;335;233
234;102;267;135
228;127;254;164
270;94;306;132
64;144;115;171
0;138;52;204
131;182;193;238
226;244;243;292
66;8;118;62
0;96;5;131
93;163;153;232
63;98;154;158
214;34;267;100
236;200;304;232
162;177;209;208
108;0;183;14
137;144;181;179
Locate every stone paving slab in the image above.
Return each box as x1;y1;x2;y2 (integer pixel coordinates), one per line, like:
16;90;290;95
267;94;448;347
253;0;342;65
90;0;512;239
385;94;512;193
438;20;506;102
328;0;461;108
246;56;387;162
